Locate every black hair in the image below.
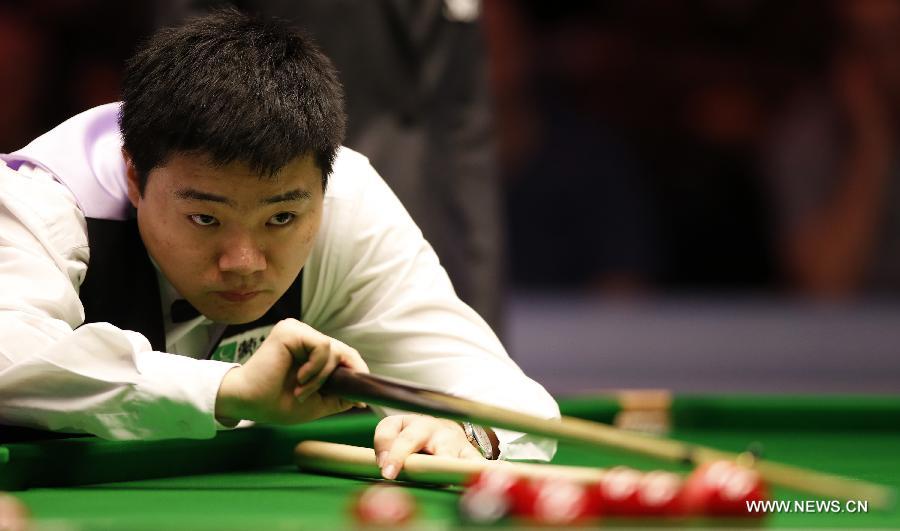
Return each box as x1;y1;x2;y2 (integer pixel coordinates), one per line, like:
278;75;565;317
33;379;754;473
119;8;345;192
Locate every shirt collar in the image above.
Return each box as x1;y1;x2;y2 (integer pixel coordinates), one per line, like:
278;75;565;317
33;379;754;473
149;254;212;327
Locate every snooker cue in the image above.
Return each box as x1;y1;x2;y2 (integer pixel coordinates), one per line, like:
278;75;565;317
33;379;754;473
321;367;894;509
295;440;606;485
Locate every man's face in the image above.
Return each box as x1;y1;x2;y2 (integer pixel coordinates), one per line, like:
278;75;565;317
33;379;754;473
126;151;323;324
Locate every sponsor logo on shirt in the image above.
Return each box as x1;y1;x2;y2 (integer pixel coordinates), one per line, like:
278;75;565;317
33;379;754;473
210;325;273;364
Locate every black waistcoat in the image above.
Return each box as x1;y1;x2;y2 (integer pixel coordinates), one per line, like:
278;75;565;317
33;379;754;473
77;218;303;355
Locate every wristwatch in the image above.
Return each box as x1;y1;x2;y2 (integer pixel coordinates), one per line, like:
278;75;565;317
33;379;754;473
460;422;496;460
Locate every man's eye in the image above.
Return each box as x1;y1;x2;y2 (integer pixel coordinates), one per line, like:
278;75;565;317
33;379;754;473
269;212;296;226
189;214;218;226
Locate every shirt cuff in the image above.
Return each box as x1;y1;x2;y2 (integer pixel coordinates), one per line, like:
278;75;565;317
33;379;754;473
130;349;240;439
494;428;558;462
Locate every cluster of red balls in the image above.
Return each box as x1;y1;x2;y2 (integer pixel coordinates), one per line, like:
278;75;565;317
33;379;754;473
457;460;770;525
351;460;770;526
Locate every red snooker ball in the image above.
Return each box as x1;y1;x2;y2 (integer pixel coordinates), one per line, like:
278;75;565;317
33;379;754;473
521;478;598;525
589;466;644;516
635;470;686;516
588;467;685;517
460;468;532;523
681;460;769;518
352;484;416;526
0;494;29;531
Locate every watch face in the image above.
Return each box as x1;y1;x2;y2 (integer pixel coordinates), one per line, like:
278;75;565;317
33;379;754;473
471;425;492;459
461;422;493;459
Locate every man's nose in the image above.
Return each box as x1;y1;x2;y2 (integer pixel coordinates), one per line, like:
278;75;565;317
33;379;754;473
218;232;266;275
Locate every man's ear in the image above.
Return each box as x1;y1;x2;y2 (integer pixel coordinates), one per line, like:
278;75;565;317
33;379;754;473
123;148;141;208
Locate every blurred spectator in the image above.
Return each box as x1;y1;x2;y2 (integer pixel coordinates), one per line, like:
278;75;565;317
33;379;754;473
156;0;506;331
0;6;47;152
0;1;154;152
485;1;657;293
487;0;808;291
765;0;900;296
642;1;782;290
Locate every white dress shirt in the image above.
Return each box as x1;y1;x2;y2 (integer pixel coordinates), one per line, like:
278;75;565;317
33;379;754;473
0;113;558;460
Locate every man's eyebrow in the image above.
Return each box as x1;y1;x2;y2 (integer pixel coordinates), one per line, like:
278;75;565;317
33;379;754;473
174;188;235;207
173;188;311;206
261;189;312;204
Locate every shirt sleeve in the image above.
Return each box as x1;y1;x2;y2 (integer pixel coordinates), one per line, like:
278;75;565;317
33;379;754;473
302;152;559;461
0;162;238;440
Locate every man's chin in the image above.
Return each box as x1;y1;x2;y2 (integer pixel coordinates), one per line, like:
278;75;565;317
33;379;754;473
202;305;270;325
215;314;265;325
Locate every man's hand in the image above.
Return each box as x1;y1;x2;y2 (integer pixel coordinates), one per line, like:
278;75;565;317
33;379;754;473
374;414;484;479
215;318;368;424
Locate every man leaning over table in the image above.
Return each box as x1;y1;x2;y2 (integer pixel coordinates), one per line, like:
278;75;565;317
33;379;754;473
0;9;559;478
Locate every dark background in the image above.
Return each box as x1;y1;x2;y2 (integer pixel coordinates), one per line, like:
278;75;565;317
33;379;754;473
3;0;898;392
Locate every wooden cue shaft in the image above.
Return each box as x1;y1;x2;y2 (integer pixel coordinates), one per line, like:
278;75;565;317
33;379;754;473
294;440;606;485
321;367;894;509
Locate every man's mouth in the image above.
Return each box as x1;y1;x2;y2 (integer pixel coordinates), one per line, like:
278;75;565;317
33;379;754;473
215;290;262;302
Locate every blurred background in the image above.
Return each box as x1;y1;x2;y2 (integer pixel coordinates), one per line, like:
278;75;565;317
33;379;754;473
2;0;898;394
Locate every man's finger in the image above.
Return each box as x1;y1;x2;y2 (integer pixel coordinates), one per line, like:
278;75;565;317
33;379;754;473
296;348;340;401
382;424;430;480
373;415;405;467
333;341;368;406
272;319;333;374
429;440;464;458
459;442;484;460
295;342;329;386
335;341;369;374
316;393;354;416
430;430;482;460
295;338;365;400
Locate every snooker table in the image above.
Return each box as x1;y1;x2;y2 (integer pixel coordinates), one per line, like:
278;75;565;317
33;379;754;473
2;395;899;529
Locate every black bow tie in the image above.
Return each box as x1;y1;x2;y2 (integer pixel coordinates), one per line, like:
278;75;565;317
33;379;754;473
170;299;202;323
